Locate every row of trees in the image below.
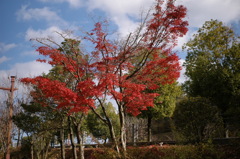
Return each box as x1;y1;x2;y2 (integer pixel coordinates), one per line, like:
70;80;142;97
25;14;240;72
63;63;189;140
179;19;240;139
1;1;239;159
169;19;240;144
8;0;188;158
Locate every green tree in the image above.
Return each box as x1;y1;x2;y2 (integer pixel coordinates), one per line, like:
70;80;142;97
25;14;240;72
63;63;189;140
13;102;62;159
140;82;182;142
18;38;88;159
86;102;120;143
183;20;240;134
45;38;87;159
173;97;223;143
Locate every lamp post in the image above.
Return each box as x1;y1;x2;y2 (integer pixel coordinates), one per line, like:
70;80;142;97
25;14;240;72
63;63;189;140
0;76;18;159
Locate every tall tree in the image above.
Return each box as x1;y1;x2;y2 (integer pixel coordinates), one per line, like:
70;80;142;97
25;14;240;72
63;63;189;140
20;38;87;159
0;102;8;155
13;102;60;159
183;20;240;133
21;0;188;156
0;77;30;157
140;82;182;142
43;39;87;159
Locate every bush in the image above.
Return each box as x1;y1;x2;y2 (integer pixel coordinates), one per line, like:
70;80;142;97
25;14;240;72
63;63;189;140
8;143;240;159
126;144;225;159
172;97;224;143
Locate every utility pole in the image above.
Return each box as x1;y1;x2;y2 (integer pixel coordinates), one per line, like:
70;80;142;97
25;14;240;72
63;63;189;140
0;76;18;159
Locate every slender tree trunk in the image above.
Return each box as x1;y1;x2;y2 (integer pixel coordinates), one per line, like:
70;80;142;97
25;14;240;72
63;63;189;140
102;106;120;154
107;119;120;154
119;105;127;158
43;139;51;159
71;114;85;159
132;124;136;146
31;142;34;159
41;136;44;159
91;100;120;155
16;128;21;147
75;124;84;159
59;129;66;159
68;116;78;159
147;115;152;142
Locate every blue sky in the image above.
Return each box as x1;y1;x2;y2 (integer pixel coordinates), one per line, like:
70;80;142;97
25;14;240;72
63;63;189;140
0;0;240;84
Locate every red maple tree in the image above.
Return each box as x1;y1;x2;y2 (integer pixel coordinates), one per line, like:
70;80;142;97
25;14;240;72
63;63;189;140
21;0;188;156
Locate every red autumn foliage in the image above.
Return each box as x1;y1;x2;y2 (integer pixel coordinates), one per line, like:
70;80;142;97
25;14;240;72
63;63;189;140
21;0;188;116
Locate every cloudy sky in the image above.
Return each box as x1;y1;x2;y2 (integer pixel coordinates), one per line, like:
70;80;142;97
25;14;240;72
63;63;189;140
0;0;240;86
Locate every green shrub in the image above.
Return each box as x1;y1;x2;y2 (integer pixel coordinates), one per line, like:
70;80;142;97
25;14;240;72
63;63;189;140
126;144;225;159
10;142;239;159
173;97;224;143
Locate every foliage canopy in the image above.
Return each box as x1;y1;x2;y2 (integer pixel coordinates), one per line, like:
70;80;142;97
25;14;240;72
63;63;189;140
183;20;240;114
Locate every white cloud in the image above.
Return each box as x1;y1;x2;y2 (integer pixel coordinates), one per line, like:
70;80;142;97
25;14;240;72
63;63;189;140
39;0;82;8
0;43;17;53
67;0;82;7
16;5;67;26
0;61;51;102
86;0;155;36
0;56;10;64
179;0;240;27
25;26;65;43
112;16;140;36
0;60;51;101
21;50;39;56
25;26;78;47
85;0;240;45
0;61;52;79
87;0;153;17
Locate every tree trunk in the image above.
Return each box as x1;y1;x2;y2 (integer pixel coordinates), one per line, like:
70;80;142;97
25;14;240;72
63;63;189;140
102;105;120;154
107;119;120;154
119;105;127;158
71;114;85;159
40;136;44;159
31;142;34;159
16;128;21;147
59;129;66;159
43;139;51;159
132;124;136;146
91;101;120;155
68;116;78;159
75;123;84;159
147;115;152;142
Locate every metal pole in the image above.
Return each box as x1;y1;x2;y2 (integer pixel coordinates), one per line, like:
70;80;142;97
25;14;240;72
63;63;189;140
0;76;17;159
